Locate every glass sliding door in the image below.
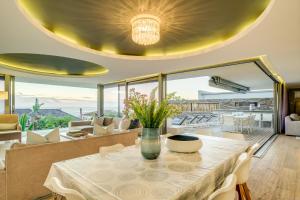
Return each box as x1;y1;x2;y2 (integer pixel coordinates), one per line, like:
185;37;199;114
103;84;119;117
165;64;276;147
128;79;159;100
103;83;126;117
119;84;126;117
166;75;226;133
102;78;159;118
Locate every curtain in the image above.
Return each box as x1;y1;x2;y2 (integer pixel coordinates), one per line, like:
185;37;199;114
280;83;288;133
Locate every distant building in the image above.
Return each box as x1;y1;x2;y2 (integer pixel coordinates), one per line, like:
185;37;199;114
198;90;274;100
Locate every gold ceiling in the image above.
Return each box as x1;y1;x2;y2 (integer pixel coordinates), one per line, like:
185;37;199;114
0;54;108;77
18;0;271;57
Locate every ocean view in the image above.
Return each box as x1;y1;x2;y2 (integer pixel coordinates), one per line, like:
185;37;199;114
15;106;97;118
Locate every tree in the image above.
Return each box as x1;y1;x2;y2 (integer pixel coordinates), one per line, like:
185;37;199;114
32;98;44;113
31;98;44;130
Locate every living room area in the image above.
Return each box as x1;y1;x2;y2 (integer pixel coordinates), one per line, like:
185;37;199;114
0;58;279;158
0;0;300;200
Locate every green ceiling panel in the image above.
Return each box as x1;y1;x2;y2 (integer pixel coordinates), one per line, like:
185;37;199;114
0;53;108;76
18;0;271;57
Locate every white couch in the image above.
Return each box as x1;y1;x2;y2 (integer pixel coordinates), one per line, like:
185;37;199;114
69;117;142;135
285;115;300;136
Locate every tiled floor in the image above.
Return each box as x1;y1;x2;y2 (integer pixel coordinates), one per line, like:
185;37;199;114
248;135;300;200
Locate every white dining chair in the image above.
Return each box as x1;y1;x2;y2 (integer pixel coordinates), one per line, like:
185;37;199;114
221;115;239;132
208;174;237;200
99;143;125;157
50;177;87;200
135;137;141;146
246;143;259;157
239;116;251;134
249;115;256;133
232;153;252;200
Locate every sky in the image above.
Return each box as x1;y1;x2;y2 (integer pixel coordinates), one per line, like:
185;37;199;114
167;76;229;99
15;81;97;116
14;76;226;112
15;76;229;107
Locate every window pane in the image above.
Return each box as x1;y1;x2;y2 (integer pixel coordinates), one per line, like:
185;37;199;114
103;85;119;117
15;81;97;130
0;77;4;114
128;81;158;100
119;85;126;117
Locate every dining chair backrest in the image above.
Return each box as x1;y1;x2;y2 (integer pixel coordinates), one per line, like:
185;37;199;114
249;115;256;125
240;116;250;124
50;177;87;200
222;115;236;125
208;174;237;200
232;152;251;184
99;143;125;156
247;143;259;157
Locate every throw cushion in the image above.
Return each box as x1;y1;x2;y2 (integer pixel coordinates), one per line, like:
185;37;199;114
0;123;17;131
93;123;107;136
128;119;140;129
113;118;121;129
119;118;131;130
103;117;113;126
129;119;140;129
93;123;115;136
290;113;300;121
26;128;60;144
107;123;115;133
0;160;4;170
91;117;104;126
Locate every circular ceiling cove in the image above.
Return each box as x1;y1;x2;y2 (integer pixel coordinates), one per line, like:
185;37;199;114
18;0;271;57
0;53;108;77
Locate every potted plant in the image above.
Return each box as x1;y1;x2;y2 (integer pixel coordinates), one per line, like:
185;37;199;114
126;87;180;160
19;113;29;132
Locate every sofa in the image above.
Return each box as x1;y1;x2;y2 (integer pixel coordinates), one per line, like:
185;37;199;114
69;117;142;135
285;114;300;136
0;114;21;142
68;120;94;133
0;130;138;200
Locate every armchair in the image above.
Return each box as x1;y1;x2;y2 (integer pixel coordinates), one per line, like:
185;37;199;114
285;115;300;136
0;114;22;142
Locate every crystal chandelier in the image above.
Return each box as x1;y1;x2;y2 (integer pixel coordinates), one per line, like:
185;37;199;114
131;14;160;46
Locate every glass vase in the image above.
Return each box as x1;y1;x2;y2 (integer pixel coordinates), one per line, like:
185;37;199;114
141;128;161;160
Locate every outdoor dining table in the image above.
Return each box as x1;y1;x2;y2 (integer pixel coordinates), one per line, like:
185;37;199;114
44;135;249;200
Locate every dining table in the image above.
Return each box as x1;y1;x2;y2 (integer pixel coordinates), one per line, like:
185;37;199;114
44;135;249;200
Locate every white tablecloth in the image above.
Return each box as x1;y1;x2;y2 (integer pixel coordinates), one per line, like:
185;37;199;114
44;135;249;200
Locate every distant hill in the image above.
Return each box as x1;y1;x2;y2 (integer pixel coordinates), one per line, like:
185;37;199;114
15;108;80;120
